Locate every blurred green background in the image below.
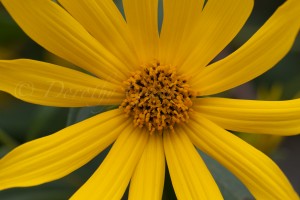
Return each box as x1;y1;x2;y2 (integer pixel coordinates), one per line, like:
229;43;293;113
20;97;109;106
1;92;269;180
0;0;299;199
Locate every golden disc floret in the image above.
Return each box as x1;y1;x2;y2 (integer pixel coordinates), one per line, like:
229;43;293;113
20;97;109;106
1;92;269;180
120;61;195;134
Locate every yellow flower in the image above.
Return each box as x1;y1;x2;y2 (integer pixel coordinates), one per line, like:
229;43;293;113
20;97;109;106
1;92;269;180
0;0;299;199
237;84;285;154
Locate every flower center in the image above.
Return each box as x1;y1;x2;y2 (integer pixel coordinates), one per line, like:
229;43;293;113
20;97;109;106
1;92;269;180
120;61;195;134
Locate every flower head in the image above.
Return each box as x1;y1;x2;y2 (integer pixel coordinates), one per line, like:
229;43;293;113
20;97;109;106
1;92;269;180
0;0;300;199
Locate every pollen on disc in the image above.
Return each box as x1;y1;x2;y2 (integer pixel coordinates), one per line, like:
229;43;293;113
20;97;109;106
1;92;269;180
120;61;195;134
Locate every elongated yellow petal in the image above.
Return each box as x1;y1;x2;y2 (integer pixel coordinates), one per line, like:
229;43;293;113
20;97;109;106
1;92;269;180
163;130;223;200
1;0;127;83
0;59;123;107
71;125;149;200
192;0;300;95
178;0;253;75
123;0;159;63
194;98;300;135
185;114;299;200
58;0;138;72
129;134;165;200
0;109;127;190
159;0;204;67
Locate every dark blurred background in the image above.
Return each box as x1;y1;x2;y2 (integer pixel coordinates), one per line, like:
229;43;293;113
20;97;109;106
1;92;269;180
0;0;299;199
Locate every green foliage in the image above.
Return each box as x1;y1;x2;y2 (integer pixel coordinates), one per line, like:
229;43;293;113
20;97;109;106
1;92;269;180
198;150;254;200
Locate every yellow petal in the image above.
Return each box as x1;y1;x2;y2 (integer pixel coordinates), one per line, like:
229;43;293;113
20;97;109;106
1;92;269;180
0;109;127;190
178;0;253;75
71;125;149;200
1;0;128;83
123;0;159;63
192;0;300;95
0;59;123;107
194;97;300;135
163;130;223;200
129;134;165;200
185;114;299;200
58;0;138;72
159;0;204;67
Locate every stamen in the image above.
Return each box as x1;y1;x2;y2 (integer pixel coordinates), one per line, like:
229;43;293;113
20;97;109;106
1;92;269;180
120;61;195;134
